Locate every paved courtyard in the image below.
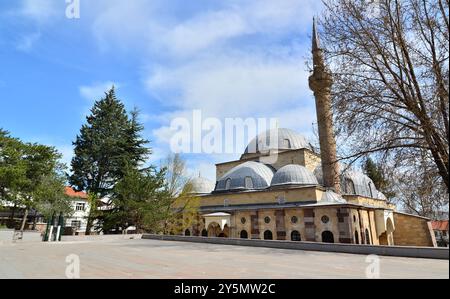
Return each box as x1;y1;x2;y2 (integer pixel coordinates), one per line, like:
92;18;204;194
0;238;448;279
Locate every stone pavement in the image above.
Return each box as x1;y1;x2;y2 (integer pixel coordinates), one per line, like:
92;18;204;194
0;238;448;279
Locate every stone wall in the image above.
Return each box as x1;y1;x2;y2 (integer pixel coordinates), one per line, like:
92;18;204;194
198;186;320;208
215;149;320;180
393;213;436;247
344;195;392;209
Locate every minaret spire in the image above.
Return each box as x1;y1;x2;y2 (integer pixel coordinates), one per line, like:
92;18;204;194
312;17;320;52
309;18;341;194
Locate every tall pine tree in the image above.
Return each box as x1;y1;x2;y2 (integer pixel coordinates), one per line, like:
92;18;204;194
70;87;150;234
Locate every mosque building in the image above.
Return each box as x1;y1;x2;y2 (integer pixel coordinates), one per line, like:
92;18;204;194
181;21;437;247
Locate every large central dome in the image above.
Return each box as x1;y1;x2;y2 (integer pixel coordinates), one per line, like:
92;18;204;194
244;128;312;154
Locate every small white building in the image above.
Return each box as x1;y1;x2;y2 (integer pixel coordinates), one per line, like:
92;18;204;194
64;187;91;235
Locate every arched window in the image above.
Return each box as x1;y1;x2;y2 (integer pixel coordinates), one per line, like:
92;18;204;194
240;230;248;239
245;176;254;189
185;229;191;236
225;178;232;190
365;229;371;245
264;230;273;240
291;230;301;241
283;138;291;148
345;178;356;194
354;231;359;244
322;231;334;243
201;229;207;237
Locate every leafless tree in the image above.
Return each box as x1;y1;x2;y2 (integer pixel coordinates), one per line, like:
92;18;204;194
162;153;189;198
389;149;448;218
319;0;449;202
160;153;200;234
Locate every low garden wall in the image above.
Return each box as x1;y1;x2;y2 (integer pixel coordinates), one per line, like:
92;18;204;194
142;234;449;260
61;234;142;242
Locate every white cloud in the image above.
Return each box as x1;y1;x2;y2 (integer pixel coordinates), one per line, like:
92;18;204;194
147;49;310;117
15;32;41;52
91;0;164;52
10;0;61;51
20;0;60;22
3;1;325;186
89;0;321;55
85;0;322;171
79;81;118;102
163;10;249;57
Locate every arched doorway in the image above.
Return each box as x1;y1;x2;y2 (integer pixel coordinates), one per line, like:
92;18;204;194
207;223;221;237
354;231;359;244
264;230;273;240
386;218;394;245
185;229;191;236
201;229;207;237
322;231;334;243
291;230;301;241
218;224;229;238
379;218;395;246
365;229;371;245
240;230;248;239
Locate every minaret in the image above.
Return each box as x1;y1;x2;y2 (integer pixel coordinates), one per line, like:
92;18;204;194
309;18;341;193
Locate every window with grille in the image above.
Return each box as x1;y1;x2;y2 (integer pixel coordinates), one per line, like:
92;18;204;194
75;203;85;211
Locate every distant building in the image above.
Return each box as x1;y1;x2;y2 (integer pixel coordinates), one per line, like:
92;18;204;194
64;187;90;235
432;220;449;247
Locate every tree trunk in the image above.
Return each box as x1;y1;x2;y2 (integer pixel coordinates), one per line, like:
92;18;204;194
85;214;92;236
10;204;16;220
32;211;37;230
20;209;28;232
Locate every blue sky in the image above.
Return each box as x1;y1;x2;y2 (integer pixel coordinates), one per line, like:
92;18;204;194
0;0;323;181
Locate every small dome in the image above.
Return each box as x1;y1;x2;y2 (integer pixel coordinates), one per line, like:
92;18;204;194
314;164;381;199
244;128;312;154
342;170;378;198
215;161;274;191
190;176;215;194
321;190;347;203
271;165;318;186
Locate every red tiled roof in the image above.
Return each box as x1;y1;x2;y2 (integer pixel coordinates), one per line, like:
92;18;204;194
431;220;449;231
65;186;88;199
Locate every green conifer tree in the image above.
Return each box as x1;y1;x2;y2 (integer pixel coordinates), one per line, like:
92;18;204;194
69;87;150;234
